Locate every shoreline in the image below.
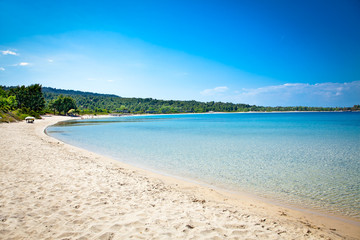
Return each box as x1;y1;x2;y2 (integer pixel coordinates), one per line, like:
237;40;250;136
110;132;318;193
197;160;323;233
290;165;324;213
105;110;359;117
50;113;360;224
1;116;359;239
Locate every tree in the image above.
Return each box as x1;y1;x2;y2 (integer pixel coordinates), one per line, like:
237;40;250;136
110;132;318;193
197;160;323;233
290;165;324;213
0;95;17;111
48;97;62;115
10;84;45;112
62;96;77;115
352;105;360;111
49;95;77;115
0;87;17;111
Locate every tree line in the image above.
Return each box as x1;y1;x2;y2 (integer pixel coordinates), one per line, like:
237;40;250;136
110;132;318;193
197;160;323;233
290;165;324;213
0;85;78;122
1;84;359;122
42;87;359;114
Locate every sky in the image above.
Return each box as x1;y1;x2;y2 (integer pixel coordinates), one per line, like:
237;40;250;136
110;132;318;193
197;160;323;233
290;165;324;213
0;0;359;107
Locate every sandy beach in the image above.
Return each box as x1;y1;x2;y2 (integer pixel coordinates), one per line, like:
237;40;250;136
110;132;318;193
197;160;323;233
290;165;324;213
0;116;359;239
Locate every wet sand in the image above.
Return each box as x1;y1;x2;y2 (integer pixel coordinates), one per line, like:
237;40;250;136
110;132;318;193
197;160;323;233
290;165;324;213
0;116;359;239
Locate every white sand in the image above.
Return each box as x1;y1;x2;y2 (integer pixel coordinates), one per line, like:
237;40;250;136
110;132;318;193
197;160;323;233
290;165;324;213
0;116;359;239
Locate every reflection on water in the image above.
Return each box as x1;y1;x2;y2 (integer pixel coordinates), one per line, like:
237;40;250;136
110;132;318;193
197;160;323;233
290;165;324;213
53;117;181;127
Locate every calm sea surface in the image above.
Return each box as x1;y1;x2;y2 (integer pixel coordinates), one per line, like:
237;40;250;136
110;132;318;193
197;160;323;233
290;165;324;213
47;112;360;219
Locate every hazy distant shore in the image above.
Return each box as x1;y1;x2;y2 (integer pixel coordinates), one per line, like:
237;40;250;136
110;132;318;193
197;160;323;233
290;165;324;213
0;116;359;239
123;110;360;117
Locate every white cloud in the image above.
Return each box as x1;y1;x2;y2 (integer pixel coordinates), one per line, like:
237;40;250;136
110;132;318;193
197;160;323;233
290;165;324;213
48;59;54;63
200;86;229;96
9;62;31;67
107;79;114;82
233;81;360;107
0;67;5;71
1;50;18;56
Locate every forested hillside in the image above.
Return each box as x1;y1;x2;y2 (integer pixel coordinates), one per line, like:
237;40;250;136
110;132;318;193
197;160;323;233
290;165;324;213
42;87;357;114
42;87;254;114
2;85;358;120
1;84;46;122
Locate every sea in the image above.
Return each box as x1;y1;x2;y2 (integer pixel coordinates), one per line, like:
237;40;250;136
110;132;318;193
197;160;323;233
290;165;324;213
46;112;360;220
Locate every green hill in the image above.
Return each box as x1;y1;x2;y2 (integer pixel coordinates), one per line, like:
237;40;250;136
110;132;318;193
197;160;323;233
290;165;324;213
42;87;348;114
2;85;357;123
42;87;254;114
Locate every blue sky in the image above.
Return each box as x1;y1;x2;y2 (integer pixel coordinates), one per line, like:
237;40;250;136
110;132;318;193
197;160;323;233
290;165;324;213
0;0;359;107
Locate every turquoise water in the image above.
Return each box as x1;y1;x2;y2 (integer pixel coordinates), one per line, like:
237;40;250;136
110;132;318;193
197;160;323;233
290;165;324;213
47;112;360;219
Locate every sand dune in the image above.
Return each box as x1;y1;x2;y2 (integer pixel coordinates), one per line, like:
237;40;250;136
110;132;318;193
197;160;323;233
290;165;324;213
0;116;359;239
